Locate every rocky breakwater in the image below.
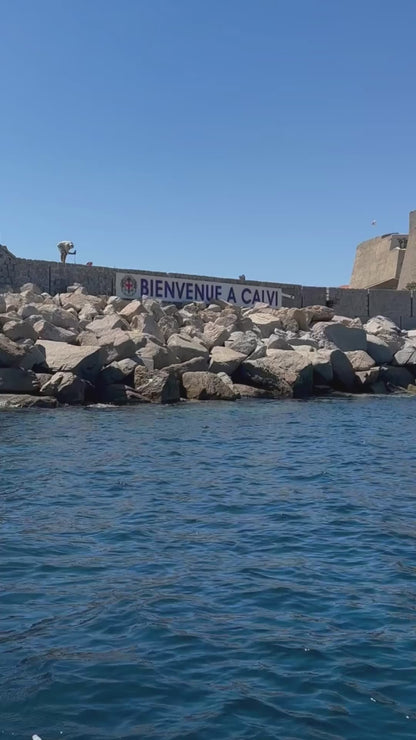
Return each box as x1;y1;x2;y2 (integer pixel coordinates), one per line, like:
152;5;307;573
1;282;416;408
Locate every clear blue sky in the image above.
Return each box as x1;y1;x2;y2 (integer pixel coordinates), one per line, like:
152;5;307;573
1;0;415;286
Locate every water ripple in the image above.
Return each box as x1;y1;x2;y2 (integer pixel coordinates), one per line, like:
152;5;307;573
1;397;416;739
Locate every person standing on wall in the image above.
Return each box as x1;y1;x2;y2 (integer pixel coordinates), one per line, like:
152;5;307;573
57;241;77;264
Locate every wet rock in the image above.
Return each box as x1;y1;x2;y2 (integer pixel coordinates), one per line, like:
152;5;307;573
379;366;415;389
41;371;87;404
97;358;140;385
0;393;57;408
233;383;276;398
182;371;237;400
134;369;180;404
329;350;357;391
0;367;40;393
97;383;149;405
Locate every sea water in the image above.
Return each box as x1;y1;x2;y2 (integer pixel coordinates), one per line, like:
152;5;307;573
1;397;416;740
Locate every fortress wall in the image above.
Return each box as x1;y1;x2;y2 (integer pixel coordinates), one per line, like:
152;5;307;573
3;247;416;327
350;235;405;289
398;211;416;289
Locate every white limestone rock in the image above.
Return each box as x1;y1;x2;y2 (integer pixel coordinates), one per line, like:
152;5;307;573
36;340;104;380
33;320;78;344
137;339;179;370
86;315;129;336
167;334;209;363
238;351;313;397
225;331;258;357
202;322;230;350
311;322;367;352
344;350;376;372
245;313;282;338
97;329;137;364
209;346;246;375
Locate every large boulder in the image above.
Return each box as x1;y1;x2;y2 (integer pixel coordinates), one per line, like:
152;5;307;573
202;322;230;350
329;350;357;391
364;315;400;335
0;393;57;408
238;351;313;397
394;344;416;366
32;320;78;344
167;334;209;363
267;331;293;350
164;356;210;378
97;330;137;364
137;339;179;370
355;367;380;389
60;292;106;313
224;331;258;357
36;305;80;331
344;350;376;372
311;322;367;352
86;315;129;336
182;371;237;400
366;334;394;364
119;300;147;321
0;367;40;394
36;340;104;380
97;358;140;386
158;314;181;341
249;313;283;338
19;343;48;371
209;346;246;375
134;369;180;404
294;347;333;385
379;366;415;389
97;384;149;405
40;371;88;404
130;314;164;343
0;335;28;368
2;320;38;342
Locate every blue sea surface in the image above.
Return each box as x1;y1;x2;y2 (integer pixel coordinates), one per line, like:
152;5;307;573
1;397;416;740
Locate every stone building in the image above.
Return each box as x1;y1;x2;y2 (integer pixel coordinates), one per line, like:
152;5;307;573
350;210;416;290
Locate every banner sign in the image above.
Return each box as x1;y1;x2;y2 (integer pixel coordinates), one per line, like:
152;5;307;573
116;272;283;308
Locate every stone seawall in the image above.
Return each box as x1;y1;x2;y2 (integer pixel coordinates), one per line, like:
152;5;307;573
1;280;416;408
2;246;416;328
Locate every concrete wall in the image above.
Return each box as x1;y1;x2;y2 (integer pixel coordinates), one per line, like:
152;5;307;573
350;233;407;289
3;246;416;328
